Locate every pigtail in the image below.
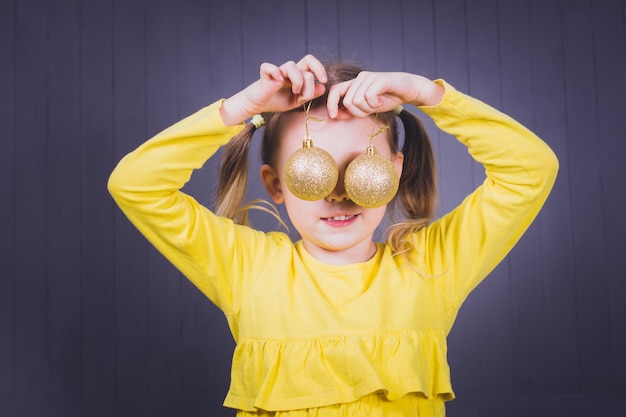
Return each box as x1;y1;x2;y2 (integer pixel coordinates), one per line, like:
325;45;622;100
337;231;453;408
215;119;288;230
387;109;437;253
397;109;437;219
215;123;256;222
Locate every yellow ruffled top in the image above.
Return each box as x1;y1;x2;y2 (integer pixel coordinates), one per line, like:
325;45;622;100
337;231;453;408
228;330;453;411
221;239;460;411
108;81;558;413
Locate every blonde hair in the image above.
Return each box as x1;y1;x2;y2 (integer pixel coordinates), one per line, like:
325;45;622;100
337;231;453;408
215;62;437;255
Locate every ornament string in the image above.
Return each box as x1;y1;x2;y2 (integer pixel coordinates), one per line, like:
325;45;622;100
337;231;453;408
303;101;325;141
358;111;389;143
363;113;389;150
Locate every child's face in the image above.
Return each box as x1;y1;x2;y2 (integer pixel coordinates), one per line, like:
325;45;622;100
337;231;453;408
260;107;403;264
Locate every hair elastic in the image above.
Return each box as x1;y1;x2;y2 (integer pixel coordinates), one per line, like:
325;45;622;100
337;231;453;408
250;114;265;128
394;105;404;115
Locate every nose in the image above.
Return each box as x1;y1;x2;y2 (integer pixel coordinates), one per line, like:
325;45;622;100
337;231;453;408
324;171;350;203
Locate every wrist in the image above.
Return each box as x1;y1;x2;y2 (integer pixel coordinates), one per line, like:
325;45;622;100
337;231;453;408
220;92;254;126
412;76;444;107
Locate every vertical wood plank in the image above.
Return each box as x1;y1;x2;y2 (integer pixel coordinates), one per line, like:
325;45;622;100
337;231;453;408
112;0;150;398
369;0;404;71
80;0;116;398
0;0;16;398
561;0;613;394
145;0;183;397
208;2;243;99
177;0;211;117
499;0;550;396
466;0;515;396
529;0;580;393
47;0;82;398
276;0;308;60
305;0;339;61
14;0;49;398
338;0;371;64
241;0;283;78
243;0;309;65
591;0;626;392
401;0;437;78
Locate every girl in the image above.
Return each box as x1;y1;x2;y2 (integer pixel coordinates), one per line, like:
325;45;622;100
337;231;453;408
108;55;558;416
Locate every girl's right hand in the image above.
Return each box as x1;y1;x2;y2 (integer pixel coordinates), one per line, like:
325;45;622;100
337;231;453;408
221;55;328;126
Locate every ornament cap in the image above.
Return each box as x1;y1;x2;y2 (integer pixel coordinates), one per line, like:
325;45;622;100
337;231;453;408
365;145;377;156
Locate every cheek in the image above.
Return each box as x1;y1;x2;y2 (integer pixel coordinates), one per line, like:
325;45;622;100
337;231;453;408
281;197;321;238
282;192;314;221
368;206;388;224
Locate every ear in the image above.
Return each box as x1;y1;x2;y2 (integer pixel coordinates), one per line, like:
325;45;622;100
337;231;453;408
260;164;284;204
393;152;404;178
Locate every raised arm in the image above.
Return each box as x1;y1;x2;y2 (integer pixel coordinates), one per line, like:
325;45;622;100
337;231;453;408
414;81;559;314
107;102;251;314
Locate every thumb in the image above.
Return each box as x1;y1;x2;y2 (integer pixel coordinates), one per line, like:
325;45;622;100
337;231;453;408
312;84;326;99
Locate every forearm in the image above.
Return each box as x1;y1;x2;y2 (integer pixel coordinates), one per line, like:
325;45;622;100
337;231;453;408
108;100;243;204
409;74;445;107
221;86;259;126
107;99;245;268
420;80;559;198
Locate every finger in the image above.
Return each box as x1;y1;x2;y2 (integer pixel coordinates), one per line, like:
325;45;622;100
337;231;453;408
260;62;284;82
345;72;382;115
340;74;368;117
363;76;397;110
359;76;405;114
312;83;326;99
337;74;380;118
279;61;304;95
297;54;327;84
299;71;317;102
327;80;353;118
342;89;372;118
364;80;384;109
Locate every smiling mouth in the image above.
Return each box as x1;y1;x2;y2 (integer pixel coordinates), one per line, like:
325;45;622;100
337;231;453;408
321;214;359;227
323;215;356;221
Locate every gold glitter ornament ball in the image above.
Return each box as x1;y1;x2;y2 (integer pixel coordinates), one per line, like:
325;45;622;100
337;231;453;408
345;146;399;208
284;140;339;201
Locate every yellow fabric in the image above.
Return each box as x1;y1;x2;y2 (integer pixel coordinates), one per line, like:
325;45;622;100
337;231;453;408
108;80;558;416
236;392;445;417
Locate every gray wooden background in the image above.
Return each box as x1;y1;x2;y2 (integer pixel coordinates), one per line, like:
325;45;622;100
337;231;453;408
1;0;625;416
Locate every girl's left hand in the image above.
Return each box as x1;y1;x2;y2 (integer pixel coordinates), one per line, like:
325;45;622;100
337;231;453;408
326;71;444;119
